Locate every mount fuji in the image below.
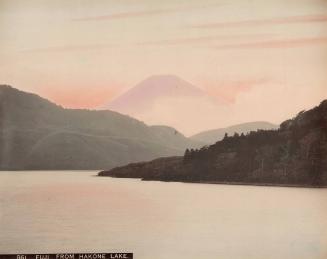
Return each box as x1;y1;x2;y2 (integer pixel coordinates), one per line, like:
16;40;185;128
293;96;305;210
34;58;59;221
102;75;228;135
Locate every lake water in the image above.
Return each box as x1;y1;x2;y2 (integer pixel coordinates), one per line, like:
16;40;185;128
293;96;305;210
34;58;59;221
0;171;326;259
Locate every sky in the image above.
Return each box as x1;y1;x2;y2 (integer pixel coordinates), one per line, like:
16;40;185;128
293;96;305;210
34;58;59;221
1;0;327;134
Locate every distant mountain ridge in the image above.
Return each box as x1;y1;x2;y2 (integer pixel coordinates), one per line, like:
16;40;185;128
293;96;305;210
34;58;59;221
0;85;201;170
191;121;278;144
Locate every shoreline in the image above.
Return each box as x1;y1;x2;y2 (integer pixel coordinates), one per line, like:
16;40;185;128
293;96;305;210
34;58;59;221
99;175;327;188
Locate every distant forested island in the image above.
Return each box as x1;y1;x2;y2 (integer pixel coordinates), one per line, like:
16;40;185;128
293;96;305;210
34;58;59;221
99;100;327;187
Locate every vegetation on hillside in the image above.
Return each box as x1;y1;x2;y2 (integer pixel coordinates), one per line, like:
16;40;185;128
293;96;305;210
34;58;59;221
100;100;327;187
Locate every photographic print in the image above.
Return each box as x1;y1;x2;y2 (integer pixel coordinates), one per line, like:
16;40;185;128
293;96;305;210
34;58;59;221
0;0;327;258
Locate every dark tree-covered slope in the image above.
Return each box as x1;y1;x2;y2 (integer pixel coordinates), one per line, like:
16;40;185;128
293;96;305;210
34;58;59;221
99;100;327;187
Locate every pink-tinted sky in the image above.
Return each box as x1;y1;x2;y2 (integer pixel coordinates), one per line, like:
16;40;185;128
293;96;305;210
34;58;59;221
1;0;327;132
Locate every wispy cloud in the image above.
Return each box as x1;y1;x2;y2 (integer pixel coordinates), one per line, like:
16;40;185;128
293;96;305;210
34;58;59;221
73;9;172;21
73;2;223;22
206;78;269;103
21;43;117;53
191;14;327;29
137;34;271;46
214;36;327;50
44;85;119;109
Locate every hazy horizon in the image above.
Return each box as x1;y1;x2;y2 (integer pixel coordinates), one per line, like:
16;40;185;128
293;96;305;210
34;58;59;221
1;0;327;134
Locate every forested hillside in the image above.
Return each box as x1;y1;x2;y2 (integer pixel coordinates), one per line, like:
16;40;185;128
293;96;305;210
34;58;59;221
0;85;200;170
100;100;327;187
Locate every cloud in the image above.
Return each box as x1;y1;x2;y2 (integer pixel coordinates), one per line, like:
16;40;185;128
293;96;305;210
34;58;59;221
205;78;269;103
137;34;271;46
191;14;327;29
73;2;223;22
214;36;327;49
42;84;120;109
73;9;172;21
21;43;117;53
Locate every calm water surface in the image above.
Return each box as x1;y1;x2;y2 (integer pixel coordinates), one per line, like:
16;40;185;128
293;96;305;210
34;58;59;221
0;171;326;259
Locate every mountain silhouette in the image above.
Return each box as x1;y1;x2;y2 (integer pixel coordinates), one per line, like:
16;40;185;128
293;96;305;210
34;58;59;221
0;85;201;170
105;74;206;110
102;75;226;135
